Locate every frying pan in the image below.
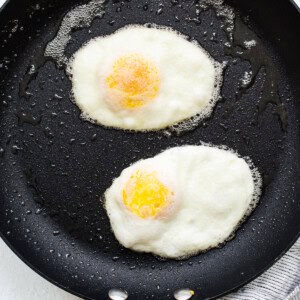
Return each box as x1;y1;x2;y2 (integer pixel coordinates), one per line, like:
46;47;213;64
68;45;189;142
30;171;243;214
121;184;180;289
0;0;299;299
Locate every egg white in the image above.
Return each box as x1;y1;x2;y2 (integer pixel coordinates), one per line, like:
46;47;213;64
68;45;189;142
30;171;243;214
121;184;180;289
69;25;221;131
104;145;261;259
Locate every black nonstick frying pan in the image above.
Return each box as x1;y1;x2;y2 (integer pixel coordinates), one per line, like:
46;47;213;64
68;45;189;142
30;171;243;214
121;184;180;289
0;0;300;299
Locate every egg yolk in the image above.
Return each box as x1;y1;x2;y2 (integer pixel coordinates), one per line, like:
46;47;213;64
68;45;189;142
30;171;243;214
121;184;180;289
105;53;160;109
122;170;172;218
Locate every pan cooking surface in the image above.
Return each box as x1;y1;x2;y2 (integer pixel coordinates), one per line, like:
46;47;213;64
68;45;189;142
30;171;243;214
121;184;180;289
0;0;299;299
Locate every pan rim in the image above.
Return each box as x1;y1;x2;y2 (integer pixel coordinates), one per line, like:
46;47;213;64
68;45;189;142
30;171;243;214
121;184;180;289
289;0;300;13
1;229;300;300
0;0;300;299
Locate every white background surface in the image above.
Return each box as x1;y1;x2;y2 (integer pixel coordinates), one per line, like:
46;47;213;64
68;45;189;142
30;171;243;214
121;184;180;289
0;239;79;300
0;0;299;299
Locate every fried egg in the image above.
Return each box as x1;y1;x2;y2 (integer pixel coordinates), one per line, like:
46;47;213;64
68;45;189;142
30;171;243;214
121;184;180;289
104;145;261;259
69;25;222;131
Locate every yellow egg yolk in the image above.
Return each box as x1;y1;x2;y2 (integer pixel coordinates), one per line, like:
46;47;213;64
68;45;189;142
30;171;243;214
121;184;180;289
105;53;160;109
122;170;173;218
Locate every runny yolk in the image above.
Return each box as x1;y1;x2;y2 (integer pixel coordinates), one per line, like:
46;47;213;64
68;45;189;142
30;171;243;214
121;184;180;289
122;170;172;218
105;53;160;109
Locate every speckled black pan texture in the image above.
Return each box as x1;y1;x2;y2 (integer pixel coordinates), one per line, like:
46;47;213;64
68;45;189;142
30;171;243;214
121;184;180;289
0;0;299;299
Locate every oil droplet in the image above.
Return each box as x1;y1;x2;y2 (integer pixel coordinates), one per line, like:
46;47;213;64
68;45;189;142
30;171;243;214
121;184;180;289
17;111;42;126
90;133;97;141
156;8;163;14
44;127;54;139
35;208;42;214
108;20;116;26
54;93;63;100
12;145;21;154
